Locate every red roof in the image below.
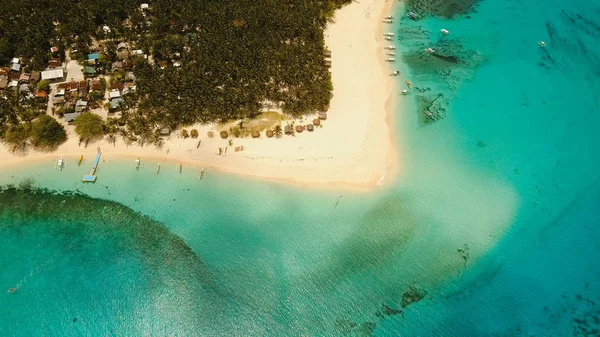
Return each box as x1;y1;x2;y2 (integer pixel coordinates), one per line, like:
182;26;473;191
36;91;47;98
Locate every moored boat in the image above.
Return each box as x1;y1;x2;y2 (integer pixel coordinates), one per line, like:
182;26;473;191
441;28;449;35
400;89;409;95
391;71;401;76
56;156;64;170
77;155;83;166
385;57;396;62
135;158;141;170
424;110;435;120
405;79;412;88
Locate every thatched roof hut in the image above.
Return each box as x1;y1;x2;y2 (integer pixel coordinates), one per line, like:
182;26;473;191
306;124;314;132
295;125;305;133
284;125;293;135
318;112;327;120
324;49;332;58
266;130;274;138
313;119;321;126
251;130;260;138
324;60;332;68
220;130;229;139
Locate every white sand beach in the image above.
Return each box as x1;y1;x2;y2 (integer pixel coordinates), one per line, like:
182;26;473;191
0;0;399;190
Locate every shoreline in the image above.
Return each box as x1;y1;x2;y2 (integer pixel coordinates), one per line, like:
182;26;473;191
0;0;400;192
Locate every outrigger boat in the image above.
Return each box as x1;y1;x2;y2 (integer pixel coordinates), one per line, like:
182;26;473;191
383;32;395;37
400;89;409;95
391;71;401;76
156;163;161;174
179;163;182;174
424;110;435;120
383;19;393;23
77;155;83;166
384;45;396;50
386;52;396;56
135;158;141;170
441;29;450;35
384;36;393;41
56;156;64;170
8;287;16;293
385;15;394;19
385;57;396;62
425;48;436;54
200;168;205;180
405;79;412;88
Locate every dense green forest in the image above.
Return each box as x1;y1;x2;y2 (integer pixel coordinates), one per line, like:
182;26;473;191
1;0;351;146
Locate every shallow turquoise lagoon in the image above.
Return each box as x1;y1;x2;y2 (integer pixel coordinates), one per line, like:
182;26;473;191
1;0;599;335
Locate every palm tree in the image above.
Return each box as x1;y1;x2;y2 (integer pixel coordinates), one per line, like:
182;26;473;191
274;125;283;138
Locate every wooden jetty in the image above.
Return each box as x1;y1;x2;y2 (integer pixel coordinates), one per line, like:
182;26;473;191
82;151;101;182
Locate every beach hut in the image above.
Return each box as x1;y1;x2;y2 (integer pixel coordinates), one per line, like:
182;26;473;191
266;130;274;138
159;128;171;136
318;112;327;120
295;125;305;133
251;131;260;138
313;119;321;126
220;130;229;139
306;124;314;132
284;125;293;135
324;49;332;58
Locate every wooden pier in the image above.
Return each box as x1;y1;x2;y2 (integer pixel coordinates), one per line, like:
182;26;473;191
82;151;101;182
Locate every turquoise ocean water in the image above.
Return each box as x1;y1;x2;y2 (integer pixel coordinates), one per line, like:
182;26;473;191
1;0;599;335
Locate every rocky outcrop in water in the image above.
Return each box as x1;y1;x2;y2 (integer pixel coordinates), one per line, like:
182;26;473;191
401;286;428;308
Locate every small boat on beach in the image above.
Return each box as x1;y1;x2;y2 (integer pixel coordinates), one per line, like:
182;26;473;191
77;155;83;166
383;32;395;37
385;57;396;62
400;89;409;95
391;71;401;76
56;157;64;170
384;36;393;41
441;29;450;35
135;158;141;170
383;19;393;24
385;45;396;50
408;12;418;20
156;163;161;174
425;47;436;54
385;16;394;19
405;79;412;88
386;52;396;56
538;41;546;48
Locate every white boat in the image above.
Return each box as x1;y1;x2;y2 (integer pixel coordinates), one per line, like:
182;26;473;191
441;29;449;35
538;41;546;48
385;16;394;19
391;71;401;76
383;32;395;37
56;156;64;170
156;163;161;174
386;52;396;56
383;19;393;23
400;89;409;95
197;168;205;180
408;12;417;20
384;36;393;41
385;45;396;50
385;57;396;62
425;47;436;54
135;158;141;170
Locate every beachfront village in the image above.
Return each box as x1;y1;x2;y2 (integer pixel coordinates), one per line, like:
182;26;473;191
0;2;341;154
